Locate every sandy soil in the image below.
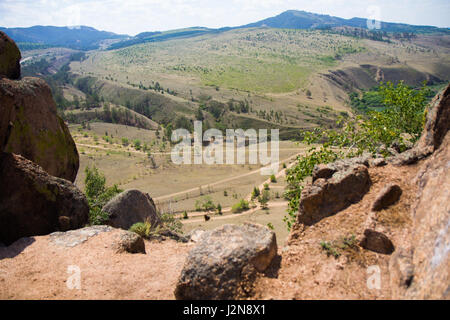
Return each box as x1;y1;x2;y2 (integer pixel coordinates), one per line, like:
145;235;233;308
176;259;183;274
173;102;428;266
0;229;193;300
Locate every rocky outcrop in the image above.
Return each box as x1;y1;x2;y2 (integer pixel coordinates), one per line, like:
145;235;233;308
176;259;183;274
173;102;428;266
417;84;450;152
49;225;113;247
0;152;89;245
298;163;371;225
49;225;145;254
312;154;371;182
0;77;79;182
394;133;449;299
175;223;277;300
102;189;161;230
387;83;449;299
0;31;21;80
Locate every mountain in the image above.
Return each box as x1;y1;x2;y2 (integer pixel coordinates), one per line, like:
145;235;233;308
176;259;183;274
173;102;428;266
0;26;128;50
242;10;450;33
108;10;449;50
108;27;232;50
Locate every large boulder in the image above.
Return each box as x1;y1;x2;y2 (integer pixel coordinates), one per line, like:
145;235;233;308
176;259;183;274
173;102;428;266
298;164;371;225
0;152;89;245
175;223;277;300
102;189;160;230
0;77;79;182
0;31;21;80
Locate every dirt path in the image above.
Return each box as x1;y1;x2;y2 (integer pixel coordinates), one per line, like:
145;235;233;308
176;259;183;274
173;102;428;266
181;201;288;224
155;150;305;202
175;150;300;224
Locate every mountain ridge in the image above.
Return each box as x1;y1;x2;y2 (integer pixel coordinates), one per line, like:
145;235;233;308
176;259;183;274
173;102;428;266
2;10;449;51
0;25;128;50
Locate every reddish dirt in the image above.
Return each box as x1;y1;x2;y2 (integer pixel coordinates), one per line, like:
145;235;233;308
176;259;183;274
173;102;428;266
0;229;193;299
251;163;419;300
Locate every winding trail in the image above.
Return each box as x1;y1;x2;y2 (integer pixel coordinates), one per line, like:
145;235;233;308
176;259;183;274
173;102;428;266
154;149;306;202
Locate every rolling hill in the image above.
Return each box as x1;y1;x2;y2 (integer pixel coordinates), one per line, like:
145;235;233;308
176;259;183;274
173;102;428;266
0;25;128;50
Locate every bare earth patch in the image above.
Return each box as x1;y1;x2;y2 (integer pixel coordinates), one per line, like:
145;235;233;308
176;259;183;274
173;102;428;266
251;163;419;300
0;229;193;299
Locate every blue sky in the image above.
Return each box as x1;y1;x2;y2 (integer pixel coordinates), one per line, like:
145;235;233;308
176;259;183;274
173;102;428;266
0;0;449;36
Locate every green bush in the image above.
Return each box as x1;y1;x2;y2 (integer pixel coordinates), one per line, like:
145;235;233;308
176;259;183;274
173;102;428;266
231;199;250;213
84;166;123;225
195;196;216;211
133;139;142;150
270;174;277;183
259;190;270;209
129;221;152;238
284;81;430;231
251;186;260;199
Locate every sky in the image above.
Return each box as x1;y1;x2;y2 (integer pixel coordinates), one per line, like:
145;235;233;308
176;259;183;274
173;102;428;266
0;0;449;36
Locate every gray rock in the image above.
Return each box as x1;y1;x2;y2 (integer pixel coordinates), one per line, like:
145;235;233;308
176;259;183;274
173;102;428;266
115;230;146;254
49;226;113;247
298;164;371;225
389;147;432;166
158;229;189;243
312;154;371;182
102;189;160;230
175;223;277;300
370;157;387;167
187;229;206;243
312;164;336;182
360;229;395;254
372;183;402;211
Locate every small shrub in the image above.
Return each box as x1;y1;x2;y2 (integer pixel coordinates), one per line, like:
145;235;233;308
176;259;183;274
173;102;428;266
320;241;341;259
129;220;152;238
259;190;270;209
182;211;188;219
217;204;222;215
251;186;260;199
160;212;183;234
84;166;123;225
232;199;250;213
270;174;277;183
